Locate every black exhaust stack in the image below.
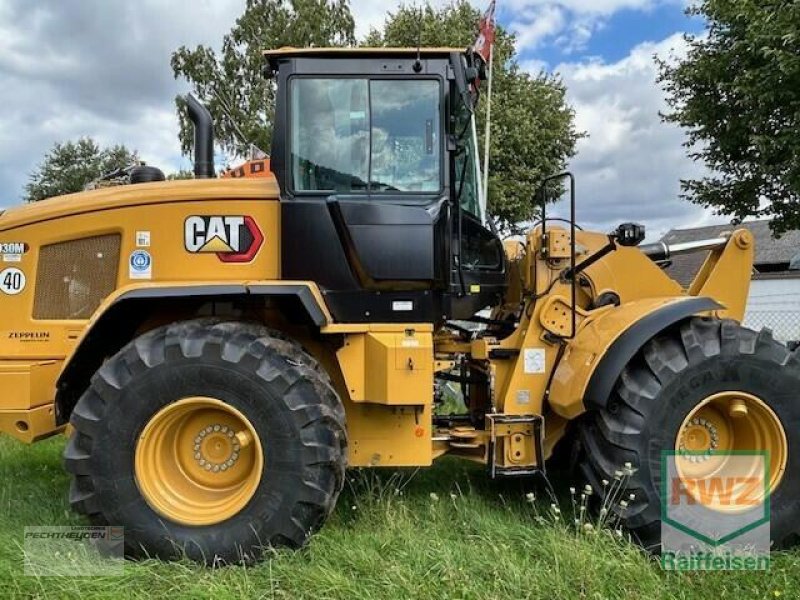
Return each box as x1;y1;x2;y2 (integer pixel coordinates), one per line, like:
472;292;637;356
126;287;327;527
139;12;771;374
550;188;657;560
185;94;215;179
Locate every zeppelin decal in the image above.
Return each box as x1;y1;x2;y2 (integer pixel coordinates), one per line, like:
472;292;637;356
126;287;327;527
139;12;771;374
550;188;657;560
184;216;264;263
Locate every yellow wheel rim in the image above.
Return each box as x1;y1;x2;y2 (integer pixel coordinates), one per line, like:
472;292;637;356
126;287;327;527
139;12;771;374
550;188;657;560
675;391;787;512
135;397;264;526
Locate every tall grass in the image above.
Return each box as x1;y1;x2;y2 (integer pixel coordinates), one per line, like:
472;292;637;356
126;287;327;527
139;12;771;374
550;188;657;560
0;435;797;599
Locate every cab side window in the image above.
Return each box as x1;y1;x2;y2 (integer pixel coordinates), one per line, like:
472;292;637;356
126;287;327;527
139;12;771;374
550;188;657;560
290;78;441;194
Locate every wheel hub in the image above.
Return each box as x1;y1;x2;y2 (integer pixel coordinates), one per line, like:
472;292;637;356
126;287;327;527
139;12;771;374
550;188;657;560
675;391;788;512
194;425;241;472
678;417;719;462
135;397;264;526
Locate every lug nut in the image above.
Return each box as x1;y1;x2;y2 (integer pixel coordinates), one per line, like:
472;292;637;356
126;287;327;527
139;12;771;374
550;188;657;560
235;430;253;449
729;398;749;419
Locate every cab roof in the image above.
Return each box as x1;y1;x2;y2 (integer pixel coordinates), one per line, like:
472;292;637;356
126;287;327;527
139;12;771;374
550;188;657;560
263;46;467;60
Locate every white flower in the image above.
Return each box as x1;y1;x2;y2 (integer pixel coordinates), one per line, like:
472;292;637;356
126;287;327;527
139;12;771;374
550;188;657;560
429;492;439;501
525;492;536;503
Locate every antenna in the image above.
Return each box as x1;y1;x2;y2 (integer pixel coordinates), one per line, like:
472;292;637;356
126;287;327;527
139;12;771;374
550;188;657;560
413;6;423;73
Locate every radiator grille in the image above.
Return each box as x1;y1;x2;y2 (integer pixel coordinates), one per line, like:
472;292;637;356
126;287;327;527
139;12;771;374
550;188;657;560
34;234;121;320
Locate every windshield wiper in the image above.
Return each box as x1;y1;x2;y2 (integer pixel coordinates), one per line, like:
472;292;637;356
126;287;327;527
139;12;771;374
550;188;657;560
369;181;401;192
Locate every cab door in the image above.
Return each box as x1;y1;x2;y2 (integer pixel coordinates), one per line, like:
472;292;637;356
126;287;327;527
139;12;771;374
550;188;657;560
448;108;506;319
278;74;452;323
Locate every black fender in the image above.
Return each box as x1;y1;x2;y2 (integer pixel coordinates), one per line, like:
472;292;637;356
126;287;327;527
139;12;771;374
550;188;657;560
55;283;329;425
583;297;721;411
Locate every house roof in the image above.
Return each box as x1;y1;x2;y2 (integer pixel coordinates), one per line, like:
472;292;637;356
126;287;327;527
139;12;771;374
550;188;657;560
660;220;800;287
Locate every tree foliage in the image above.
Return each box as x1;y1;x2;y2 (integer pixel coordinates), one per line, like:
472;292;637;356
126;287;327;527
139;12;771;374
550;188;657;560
171;0;355;158
366;1;580;227
167;169;196;181
659;0;800;234
24;138;137;202
171;0;580;226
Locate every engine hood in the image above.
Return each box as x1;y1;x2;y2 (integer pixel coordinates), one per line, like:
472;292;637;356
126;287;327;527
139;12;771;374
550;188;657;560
0;177;280;232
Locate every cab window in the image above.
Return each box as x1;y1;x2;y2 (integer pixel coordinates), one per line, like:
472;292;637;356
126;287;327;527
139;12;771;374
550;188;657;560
452;95;481;217
290;78;441;193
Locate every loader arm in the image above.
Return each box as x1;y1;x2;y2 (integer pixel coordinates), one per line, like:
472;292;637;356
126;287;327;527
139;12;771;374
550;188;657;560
548;228;755;420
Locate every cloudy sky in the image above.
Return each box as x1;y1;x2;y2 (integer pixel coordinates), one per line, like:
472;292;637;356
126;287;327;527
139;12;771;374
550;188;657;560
0;0;726;238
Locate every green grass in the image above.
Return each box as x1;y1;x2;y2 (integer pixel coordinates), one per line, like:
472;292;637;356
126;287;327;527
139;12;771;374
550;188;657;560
0;435;797;599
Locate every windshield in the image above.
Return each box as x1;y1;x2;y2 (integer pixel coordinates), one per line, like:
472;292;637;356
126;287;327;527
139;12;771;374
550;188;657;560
290;78;441;193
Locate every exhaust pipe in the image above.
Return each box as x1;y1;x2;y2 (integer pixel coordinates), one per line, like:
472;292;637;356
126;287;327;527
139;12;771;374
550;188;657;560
185;94;215;179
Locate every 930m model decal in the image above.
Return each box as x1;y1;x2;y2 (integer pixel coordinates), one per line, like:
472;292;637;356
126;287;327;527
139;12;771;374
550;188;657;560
1;242;28;263
184;216;263;263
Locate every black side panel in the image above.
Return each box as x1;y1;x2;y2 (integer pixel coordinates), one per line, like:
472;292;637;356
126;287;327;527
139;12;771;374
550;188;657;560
282;195;451;323
338;198;439;282
282;200;360;290
583;298;722;411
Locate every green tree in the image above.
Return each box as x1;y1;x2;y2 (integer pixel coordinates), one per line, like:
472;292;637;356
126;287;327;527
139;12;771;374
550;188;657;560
659;1;800;234
24;138;137;202
171;0;579;227
167;169;196;181
171;0;355;158
369;2;581;227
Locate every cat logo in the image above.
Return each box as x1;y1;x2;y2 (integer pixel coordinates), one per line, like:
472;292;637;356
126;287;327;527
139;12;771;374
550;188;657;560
184;216;264;263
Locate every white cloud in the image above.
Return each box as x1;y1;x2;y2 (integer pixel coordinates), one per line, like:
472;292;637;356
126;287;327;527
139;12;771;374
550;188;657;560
0;0;244;208
540;33;727;240
509;5;566;51
506;0;684;54
506;0;666;15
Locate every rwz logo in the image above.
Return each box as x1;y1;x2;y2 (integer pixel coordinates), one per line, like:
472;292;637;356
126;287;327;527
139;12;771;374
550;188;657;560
184;216;263;263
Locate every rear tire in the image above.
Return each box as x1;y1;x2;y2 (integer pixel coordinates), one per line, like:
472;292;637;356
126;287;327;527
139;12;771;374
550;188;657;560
64;320;347;564
576;317;800;550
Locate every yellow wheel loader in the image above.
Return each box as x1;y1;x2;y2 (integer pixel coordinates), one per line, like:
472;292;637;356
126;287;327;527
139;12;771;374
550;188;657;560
0;47;797;564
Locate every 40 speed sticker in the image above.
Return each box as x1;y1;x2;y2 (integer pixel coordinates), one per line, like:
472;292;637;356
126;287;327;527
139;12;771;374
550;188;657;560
0;267;26;295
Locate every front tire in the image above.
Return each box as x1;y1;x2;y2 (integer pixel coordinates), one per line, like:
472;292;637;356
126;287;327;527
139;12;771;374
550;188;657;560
577;317;800;550
64;320;347;564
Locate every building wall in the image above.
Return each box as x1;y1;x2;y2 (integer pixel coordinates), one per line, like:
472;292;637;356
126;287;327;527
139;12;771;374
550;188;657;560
743;277;800;342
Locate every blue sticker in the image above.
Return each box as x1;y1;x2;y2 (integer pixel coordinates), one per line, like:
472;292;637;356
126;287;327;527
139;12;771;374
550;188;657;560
129;250;152;279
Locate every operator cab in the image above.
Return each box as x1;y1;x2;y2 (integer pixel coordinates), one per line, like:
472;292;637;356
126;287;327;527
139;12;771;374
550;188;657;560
265;47;505;324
